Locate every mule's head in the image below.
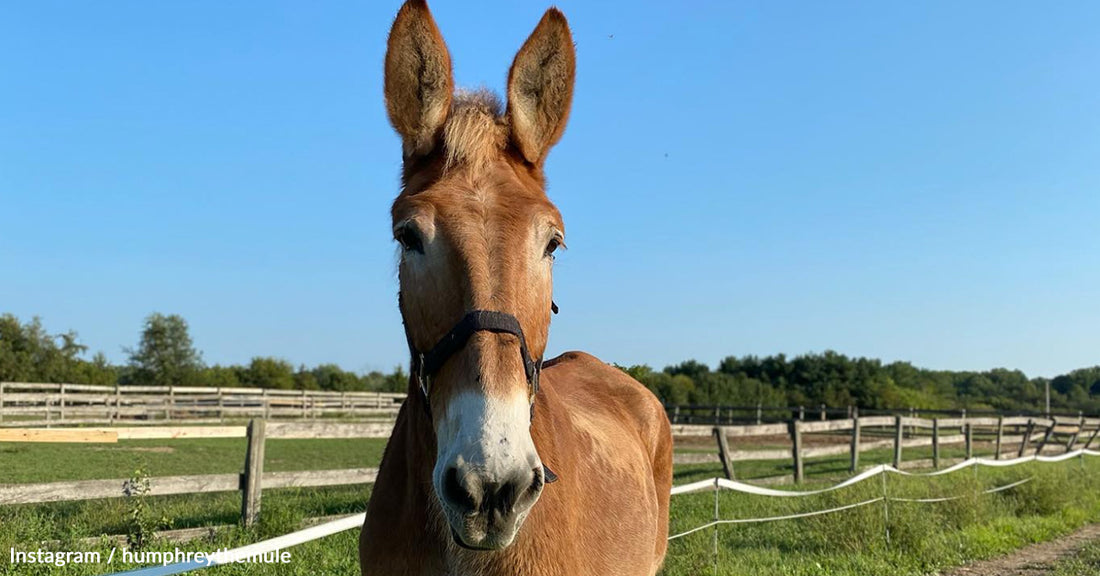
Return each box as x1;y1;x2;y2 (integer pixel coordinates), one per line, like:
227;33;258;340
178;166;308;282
383;0;575;551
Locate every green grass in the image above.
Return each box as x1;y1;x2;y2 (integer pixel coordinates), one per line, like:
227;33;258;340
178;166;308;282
1052;538;1100;576
1;436;1098;576
0;437;388;541
662;456;1100;575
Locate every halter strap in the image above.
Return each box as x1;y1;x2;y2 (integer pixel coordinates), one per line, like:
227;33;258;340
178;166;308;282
408;310;542;413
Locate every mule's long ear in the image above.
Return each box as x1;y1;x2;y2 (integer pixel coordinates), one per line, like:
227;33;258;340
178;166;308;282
385;0;454;158
506;9;576;166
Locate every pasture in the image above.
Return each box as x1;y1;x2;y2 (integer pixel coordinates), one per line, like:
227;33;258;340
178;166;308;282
2;430;1099;576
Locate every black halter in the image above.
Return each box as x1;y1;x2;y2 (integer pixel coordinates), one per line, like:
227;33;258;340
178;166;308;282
401;297;559;483
406;309;542;415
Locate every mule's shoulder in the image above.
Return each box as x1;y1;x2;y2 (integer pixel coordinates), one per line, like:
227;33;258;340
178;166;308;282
543;350;629;382
543;351;661;405
541;350;671;473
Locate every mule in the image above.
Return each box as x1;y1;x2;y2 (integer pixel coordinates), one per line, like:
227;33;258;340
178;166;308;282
360;2;673;575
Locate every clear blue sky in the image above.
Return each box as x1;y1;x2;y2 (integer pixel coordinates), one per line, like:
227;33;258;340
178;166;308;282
2;1;1098;378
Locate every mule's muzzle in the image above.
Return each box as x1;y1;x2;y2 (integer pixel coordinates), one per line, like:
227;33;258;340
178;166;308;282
440;464;544;550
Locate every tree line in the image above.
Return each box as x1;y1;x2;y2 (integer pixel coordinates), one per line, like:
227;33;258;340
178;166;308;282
2;312;1098;414
0;313;406;393
621;352;1100;415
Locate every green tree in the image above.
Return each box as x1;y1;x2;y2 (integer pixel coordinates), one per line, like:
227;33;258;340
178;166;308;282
240;357;295;389
126;313;204;387
294;365;319;391
201;365;243;388
0;314;114;384
381;365;408;393
312;363;362;392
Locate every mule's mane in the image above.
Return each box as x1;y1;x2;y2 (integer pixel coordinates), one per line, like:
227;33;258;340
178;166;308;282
442;88;508;174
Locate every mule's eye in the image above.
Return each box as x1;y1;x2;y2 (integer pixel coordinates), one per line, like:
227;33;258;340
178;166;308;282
396;225;424;254
545;234;564;258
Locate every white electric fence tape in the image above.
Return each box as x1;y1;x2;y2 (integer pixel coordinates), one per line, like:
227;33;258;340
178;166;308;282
668;497;885;541
101;513;366;576
664;449;1097;542
96;449;1099;575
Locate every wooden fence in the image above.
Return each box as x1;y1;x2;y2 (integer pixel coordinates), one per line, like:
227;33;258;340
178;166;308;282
665;403;1095;426
0;420;393;528
2;412;1098;529
0;382;405;427
674;412;1100;483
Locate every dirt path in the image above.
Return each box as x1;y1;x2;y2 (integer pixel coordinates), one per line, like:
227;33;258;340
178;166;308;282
944;524;1100;576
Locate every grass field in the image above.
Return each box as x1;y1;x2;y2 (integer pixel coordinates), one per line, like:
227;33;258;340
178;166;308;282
1052;538;1100;576
1;435;1098;576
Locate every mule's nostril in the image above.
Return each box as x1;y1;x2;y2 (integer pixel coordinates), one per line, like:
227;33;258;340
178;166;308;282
443;466;478;514
527;466;545;495
495;481;516;515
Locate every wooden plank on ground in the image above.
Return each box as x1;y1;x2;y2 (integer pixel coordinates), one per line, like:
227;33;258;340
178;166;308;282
112;426;248;440
0;429;118;443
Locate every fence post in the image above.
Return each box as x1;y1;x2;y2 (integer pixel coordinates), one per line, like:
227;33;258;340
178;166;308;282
59;384;67;424
672;405;680;424
849;408;861;473
217;388;225;423
301;390;308;420
46;394;52;428
995;416;1004;460
714;427;735;480
1018;419;1035;457
0;382;4;424
932;418;940;469
965;422;973;460
114;384;121;423
820;404;827;421
263;389;270;420
893;415;903;469
1036;418;1056;456
790;420;804;483
242;419;267;527
1066;416;1086;451
798;406;804;421
755;403;762;425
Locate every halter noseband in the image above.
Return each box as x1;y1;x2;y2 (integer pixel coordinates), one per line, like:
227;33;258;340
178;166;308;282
407;309;541;415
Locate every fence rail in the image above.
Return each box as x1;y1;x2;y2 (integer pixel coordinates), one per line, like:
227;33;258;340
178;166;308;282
664;402;1097;426
0;382;404;427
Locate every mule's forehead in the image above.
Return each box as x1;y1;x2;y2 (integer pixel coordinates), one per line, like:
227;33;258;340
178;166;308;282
393;173;562;238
